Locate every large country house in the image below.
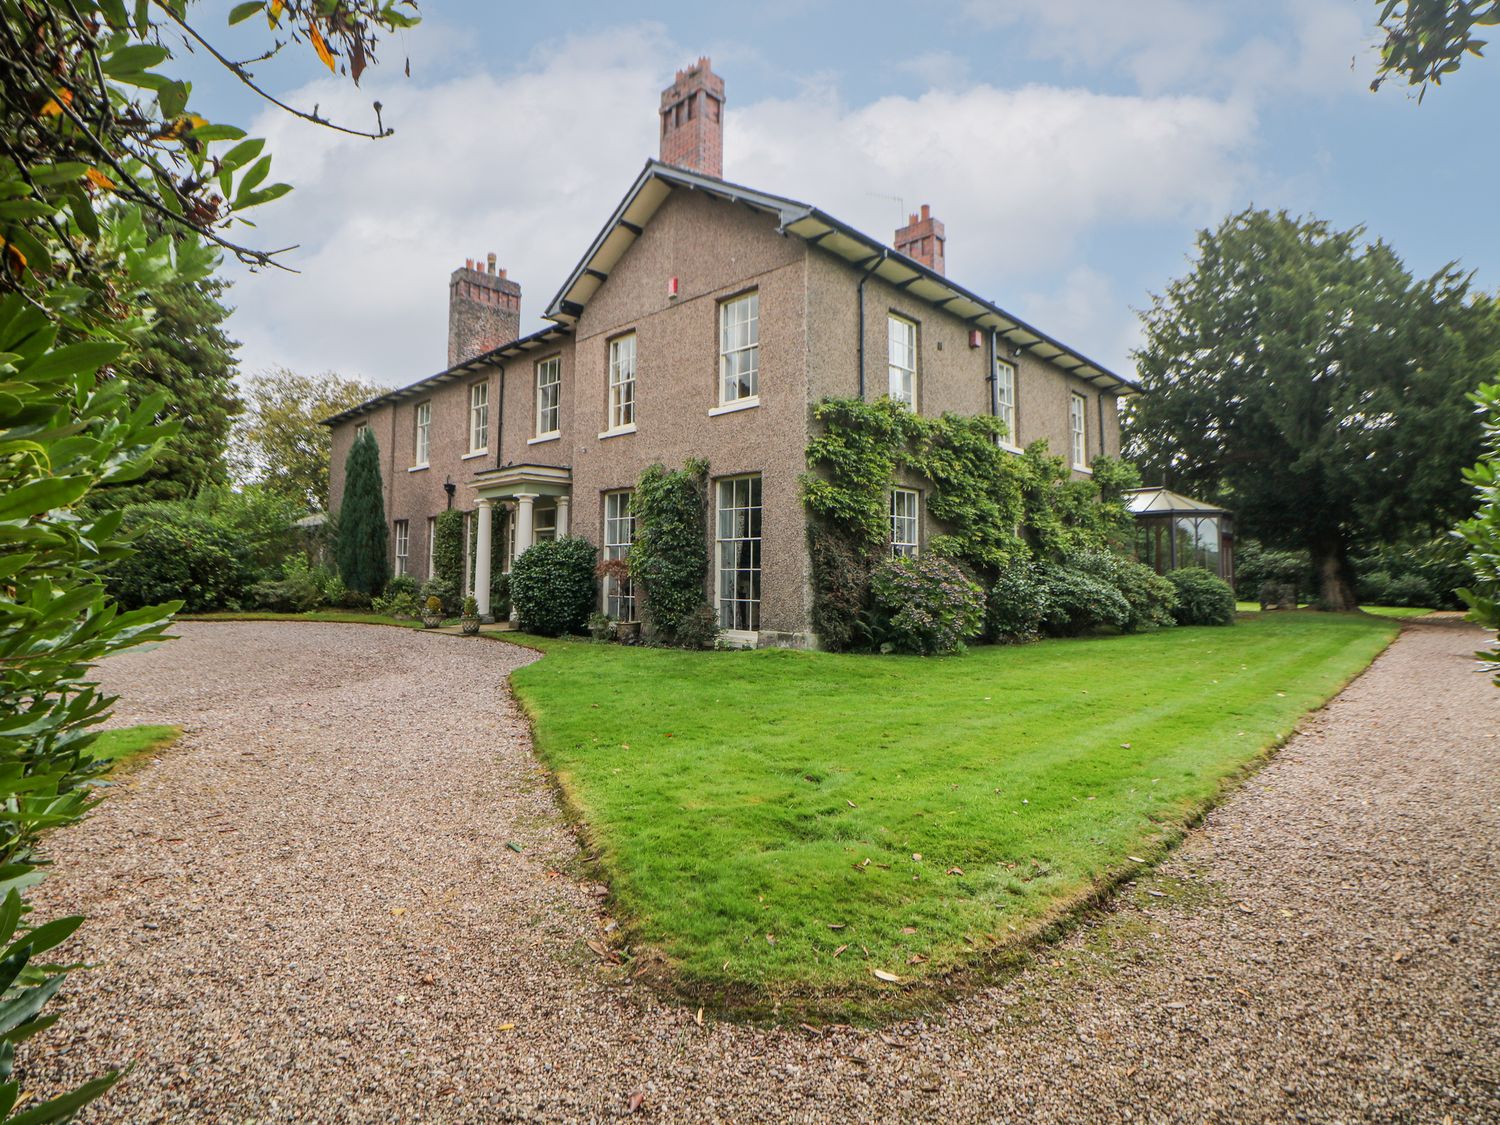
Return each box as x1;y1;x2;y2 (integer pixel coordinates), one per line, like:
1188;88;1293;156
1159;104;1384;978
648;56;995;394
324;59;1137;648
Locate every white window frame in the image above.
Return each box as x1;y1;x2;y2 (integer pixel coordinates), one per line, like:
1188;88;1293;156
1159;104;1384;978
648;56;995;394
393;519;409;577
468;381;489;454
535;356;561;438
413;401;431;467
426;516;437;579
995;359;1018;450
354;421;370;441
718;291;759;407
888;315;917;407
532;506;558;543
603;490;636;623
607;334;636;433
716;475;762;635
890;489;919;558
1069;393;1088;470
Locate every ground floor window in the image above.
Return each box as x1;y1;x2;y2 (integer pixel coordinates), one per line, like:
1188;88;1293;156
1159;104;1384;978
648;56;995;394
603;490;636;622
890;488;919;557
426;516;437;579
533;506;558;543
393;519;409;577
716;474;762;632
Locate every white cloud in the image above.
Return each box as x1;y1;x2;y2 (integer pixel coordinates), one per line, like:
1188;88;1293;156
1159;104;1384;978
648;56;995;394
223;22;1262;386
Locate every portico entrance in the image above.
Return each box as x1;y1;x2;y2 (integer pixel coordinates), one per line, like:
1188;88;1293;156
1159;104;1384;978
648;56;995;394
470;463;572;621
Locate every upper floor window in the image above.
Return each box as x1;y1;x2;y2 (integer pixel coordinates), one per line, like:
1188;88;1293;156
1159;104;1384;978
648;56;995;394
608;334;636;431
995;359;1018;448
536;356;561;437
890;489;919;557
354;421;370;441
1069;393;1088;469
469;381;489;453
414;401;431;466
719;292;759;405
393;520;409;577
888;315;917;407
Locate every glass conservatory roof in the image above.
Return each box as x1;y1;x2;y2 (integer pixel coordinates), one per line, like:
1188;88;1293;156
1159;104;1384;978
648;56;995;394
1125;487;1229;516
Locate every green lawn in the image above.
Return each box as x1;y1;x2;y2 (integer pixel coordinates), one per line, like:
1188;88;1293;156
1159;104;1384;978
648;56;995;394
88;724;182;769
507;613;1397;1014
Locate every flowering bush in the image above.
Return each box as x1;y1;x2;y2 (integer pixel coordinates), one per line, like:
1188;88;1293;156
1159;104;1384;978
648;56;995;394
869;555;985;655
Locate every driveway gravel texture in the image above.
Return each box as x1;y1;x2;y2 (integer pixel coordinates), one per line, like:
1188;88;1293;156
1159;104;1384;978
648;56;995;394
19;617;1499;1123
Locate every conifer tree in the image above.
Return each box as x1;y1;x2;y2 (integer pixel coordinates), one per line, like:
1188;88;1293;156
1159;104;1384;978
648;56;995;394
337;430;390;596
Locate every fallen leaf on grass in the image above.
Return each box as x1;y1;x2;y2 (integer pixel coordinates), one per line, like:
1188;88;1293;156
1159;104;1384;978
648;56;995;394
900;927;918;935
695;1007;704;1026
1147;890;1166;898
766;933;776;945
945;867;964;876
1128;856;1147;863
828;922;846;931
846;800;857;808
872;969;902;983
907;954;928;965
911;853;922;862
832;944;849;958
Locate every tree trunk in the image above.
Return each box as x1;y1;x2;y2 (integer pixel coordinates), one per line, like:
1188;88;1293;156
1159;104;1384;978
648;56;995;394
1311;535;1359;611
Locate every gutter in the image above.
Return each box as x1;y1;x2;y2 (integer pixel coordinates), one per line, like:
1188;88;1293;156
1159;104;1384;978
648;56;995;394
856;251;887;400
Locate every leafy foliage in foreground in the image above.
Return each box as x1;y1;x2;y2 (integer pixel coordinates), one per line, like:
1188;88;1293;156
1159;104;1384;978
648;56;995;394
1456;382;1500;683
1372;0;1500;96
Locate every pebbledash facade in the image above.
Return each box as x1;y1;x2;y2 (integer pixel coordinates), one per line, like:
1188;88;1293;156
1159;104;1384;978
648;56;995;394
324;59;1136;648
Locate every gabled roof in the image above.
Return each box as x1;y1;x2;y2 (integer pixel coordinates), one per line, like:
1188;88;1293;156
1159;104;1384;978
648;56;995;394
548;159;1137;394
1126;487;1229;516
324;157;1137;428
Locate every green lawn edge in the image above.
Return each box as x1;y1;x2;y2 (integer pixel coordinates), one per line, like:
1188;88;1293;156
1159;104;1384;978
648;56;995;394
89;724;183;774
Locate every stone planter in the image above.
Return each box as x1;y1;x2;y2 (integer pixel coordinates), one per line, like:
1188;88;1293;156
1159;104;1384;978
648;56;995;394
421;612;443;629
613;621;641;643
460;614;481;636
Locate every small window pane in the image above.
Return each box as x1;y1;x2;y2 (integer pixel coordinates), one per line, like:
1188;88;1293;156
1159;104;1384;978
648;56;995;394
536;357;561;436
890;489;919;557
415;402;431;465
469;382;489;452
609;335;636;430
995;360;1017;446
1069;394;1087;467
719;293;759;404
888;316;916;407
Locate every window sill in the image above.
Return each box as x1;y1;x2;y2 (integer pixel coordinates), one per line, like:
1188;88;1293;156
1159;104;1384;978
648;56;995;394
709;396;759;417
461;450;488;460
1072;463;1093;475
528;433;561;445
719;629;757;649
407;464;429;473
598;423;637;440
999;442;1022;454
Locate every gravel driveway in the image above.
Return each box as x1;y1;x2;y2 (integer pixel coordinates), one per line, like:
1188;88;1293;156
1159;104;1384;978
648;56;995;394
21;617;1500;1122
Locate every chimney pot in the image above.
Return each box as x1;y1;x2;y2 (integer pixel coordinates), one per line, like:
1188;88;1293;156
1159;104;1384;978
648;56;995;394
465;258;474;271
921;204;930;221
486;252;497;275
659;57;725;178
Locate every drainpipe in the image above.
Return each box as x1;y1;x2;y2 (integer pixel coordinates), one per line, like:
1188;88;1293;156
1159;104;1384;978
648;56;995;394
987;330;1000;420
856;251;887;400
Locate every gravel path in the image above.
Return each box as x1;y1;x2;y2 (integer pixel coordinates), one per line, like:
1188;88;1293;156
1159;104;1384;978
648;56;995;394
22;616;1500;1122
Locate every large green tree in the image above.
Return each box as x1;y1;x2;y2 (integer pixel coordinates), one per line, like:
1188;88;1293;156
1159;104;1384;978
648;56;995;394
336;428;389;596
1457;382;1500;683
231;367;379;511
105;261;242;504
1127;209;1500;610
0;0;415;1118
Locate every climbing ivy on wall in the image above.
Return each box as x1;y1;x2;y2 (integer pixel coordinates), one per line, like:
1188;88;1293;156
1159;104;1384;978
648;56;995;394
631;460;713;645
433;508;465;591
802;397;1140;649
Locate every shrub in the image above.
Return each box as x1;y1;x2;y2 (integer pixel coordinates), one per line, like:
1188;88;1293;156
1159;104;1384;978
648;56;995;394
869;555;985;655
248;572;321;613
462;595;479;617
424;595;443;615
1386;573;1434;608
1069;549;1177;632
986;559;1048;643
1168;567;1237;626
1038;565;1132;636
632;461;713;646
675;603;721;650
421;575;459;615
432;508;465;592
511;536;597;636
588;611;614;642
339;588;373;609
371;575;419;618
317;568;346;607
1235;539;1314;600
808;524;877;652
1357;568;1394;605
106;505;252;612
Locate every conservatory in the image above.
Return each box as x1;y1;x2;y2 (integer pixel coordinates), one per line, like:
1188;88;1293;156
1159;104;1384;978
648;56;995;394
1127;487;1235;584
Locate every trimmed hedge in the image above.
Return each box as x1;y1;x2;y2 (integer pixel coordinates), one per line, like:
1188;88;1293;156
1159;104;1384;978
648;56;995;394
511;536;597;636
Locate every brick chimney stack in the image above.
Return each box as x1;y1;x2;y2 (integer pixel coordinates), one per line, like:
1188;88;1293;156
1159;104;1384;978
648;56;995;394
895;204;946;275
659;57;725;178
448;252;520;367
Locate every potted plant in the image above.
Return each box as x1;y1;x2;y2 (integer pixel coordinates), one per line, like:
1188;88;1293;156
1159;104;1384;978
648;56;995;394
421;594;444;629
460;595;481;635
587;611;613;642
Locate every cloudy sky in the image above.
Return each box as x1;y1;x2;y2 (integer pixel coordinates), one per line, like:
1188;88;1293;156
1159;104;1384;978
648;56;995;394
178;0;1500;387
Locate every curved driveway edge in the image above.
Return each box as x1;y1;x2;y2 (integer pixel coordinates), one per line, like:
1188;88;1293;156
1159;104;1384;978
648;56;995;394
20;616;1500;1122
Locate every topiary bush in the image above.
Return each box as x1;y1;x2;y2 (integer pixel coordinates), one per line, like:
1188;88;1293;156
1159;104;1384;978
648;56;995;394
1070;549;1178;632
1168;567;1237;626
511;536;597;636
336;429;389;597
1038;565;1132;637
986;559;1048;643
869;555;986;655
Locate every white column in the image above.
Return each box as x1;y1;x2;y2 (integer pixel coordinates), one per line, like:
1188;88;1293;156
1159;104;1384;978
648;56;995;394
556;495;571;537
514;493;536;556
474;498;493;621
